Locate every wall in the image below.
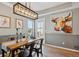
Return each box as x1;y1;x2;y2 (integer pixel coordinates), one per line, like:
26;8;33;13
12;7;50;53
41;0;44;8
45;8;79;50
72;8;79;35
45;33;79;50
0;3;28;36
44;8;79;50
38;2;79;50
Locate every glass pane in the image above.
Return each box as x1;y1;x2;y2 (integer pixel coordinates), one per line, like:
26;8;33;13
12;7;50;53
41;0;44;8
27;20;33;39
28;20;33;28
36;21;43;37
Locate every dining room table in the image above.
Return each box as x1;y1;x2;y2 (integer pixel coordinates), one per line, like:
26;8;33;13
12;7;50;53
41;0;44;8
1;38;39;57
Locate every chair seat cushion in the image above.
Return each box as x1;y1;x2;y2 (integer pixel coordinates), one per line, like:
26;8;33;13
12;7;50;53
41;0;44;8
18;49;29;57
34;44;40;49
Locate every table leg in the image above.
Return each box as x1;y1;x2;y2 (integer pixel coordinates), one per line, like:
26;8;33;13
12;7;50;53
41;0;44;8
11;50;15;57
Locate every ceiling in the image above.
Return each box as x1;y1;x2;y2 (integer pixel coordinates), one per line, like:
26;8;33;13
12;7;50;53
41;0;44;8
2;2;66;12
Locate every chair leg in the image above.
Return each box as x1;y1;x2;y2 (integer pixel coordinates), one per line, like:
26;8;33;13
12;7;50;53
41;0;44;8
37;51;39;57
41;52;43;57
2;49;5;57
36;49;39;57
35;49;43;57
41;49;43;56
28;52;32;57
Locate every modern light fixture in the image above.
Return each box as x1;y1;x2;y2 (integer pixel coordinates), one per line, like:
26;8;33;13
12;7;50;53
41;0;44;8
13;2;38;20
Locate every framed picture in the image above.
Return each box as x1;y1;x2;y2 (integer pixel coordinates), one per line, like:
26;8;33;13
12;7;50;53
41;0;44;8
51;12;72;33
0;15;11;28
16;19;23;29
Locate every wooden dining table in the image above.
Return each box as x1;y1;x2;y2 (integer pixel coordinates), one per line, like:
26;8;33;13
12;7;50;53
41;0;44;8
1;38;38;57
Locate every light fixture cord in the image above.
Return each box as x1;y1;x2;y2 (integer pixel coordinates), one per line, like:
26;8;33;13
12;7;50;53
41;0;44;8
29;2;31;9
25;2;31;9
25;2;27;7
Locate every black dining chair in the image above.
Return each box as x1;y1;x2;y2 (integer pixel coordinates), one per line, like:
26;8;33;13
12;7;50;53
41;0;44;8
33;38;44;57
9;36;16;41
1;49;11;57
18;42;35;57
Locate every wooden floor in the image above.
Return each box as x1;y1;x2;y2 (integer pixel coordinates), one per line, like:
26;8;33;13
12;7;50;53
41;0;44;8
39;44;79;57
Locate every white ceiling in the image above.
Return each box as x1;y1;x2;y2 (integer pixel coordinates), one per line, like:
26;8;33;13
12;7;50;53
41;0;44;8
2;2;66;11
27;2;66;11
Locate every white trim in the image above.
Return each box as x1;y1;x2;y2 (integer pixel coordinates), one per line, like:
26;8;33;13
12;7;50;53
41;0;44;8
39;6;79;17
45;32;75;35
45;44;79;53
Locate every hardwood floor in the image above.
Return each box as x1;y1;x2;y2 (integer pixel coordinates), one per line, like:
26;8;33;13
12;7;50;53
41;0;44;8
41;44;79;57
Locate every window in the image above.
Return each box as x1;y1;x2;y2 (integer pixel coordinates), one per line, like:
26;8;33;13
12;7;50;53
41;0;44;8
27;20;33;38
36;21;44;38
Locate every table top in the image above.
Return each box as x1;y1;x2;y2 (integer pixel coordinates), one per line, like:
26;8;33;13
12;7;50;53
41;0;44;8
6;39;38;51
7;40;28;50
1;38;40;51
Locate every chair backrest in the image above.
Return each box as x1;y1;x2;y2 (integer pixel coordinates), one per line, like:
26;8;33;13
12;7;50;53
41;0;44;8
35;38;44;48
10;37;15;41
23;36;25;38
29;42;35;56
39;38;44;49
1;49;10;57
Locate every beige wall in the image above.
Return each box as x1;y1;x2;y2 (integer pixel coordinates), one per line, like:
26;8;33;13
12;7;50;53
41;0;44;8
0;3;28;36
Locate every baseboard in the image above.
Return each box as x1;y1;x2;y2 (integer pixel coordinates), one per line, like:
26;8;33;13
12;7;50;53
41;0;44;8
45;44;79;53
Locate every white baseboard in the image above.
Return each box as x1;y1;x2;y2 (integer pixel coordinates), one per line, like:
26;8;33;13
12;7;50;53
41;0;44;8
45;44;79;53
